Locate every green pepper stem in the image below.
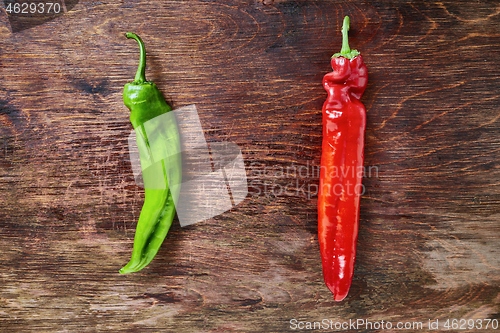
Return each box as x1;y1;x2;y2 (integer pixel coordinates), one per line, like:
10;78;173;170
125;32;147;84
340;16;351;55
332;16;360;59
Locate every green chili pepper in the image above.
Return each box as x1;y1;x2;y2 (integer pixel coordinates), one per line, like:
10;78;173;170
119;32;182;274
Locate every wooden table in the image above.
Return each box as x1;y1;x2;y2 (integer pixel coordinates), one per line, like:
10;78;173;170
1;0;499;332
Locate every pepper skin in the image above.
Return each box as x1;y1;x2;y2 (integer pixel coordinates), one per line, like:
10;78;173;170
119;33;182;274
318;16;368;301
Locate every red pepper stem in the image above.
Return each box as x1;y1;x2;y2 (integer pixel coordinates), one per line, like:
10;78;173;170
125;32;147;84
340;16;351;55
332;16;360;59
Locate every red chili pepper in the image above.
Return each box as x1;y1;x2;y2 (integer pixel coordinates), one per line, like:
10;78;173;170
318;16;368;301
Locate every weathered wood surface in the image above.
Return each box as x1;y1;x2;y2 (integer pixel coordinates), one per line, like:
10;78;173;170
1;0;499;332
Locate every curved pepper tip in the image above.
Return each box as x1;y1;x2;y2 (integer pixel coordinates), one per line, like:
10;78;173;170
119;257;144;274
325;283;349;302
334;292;348;302
118;265;133;275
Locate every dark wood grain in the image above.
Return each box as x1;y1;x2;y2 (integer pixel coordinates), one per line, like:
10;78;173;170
1;0;499;332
